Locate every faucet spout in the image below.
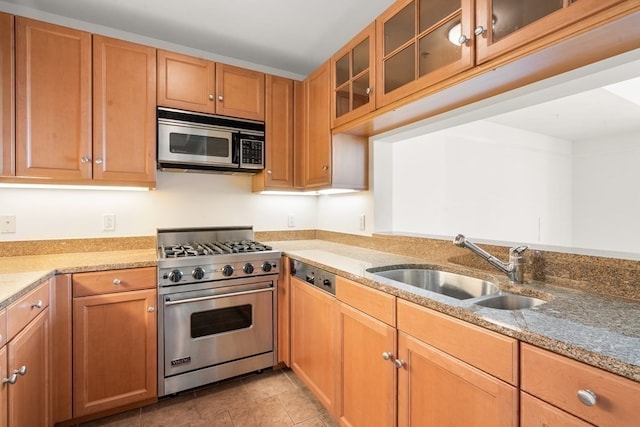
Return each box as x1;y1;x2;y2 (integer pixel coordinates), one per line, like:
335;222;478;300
453;234;527;283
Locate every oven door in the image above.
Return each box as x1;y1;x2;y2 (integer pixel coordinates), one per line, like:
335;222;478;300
158;120;237;168
162;282;274;377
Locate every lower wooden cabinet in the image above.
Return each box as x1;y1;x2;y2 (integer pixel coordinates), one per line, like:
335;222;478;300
336;302;396;427
72;268;157;418
520;392;593;427
1;280;51;427
521;343;640;426
290;275;338;415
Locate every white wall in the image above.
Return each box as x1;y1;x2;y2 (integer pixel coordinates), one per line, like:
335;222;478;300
0;172;318;241
316;191;374;236
572;131;640;253
381;121;574;246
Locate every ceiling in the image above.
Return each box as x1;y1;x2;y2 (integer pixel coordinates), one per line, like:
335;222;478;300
0;0;395;77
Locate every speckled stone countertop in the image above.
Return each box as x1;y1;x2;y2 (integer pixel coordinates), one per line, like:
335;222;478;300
268;239;640;383
0;249;156;308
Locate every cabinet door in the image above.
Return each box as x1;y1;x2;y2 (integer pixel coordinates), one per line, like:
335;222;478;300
215;63;265;121
276;258;291;366
157;49;215;114
302;61;332;188
337;303;396;427
290;276;337;415
397;331;517;427
0;345;6;427
253;75;294;191
376;0;474;107
521;392;593;427
0;13;14;177
93;36;156;185
50;275;72;424
15;17;92;180
331;22;376;128
475;0;624;64
73;289;157;417
7;309;50;427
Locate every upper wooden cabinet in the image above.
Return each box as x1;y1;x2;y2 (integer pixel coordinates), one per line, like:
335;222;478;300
93;35;156;185
0;13;14;177
376;0;474;107
252;74;295;192
157;49;265;120
12;18;156;187
15;17;92;180
474;0;624;64
331;22;376;128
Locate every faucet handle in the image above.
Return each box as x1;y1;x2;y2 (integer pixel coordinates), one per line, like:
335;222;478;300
510;245;528;256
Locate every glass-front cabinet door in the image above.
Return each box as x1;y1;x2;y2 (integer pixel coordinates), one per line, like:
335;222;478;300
331;22;375;128
475;0;624;63
376;0;474;108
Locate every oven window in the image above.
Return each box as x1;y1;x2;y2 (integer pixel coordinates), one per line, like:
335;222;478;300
191;304;252;338
169;133;229;157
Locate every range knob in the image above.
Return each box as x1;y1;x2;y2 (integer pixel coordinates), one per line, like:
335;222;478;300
261;262;273;272
168;270;183;283
222;264;234;277
243;263;254;274
323;279;332;288
192;267;205;280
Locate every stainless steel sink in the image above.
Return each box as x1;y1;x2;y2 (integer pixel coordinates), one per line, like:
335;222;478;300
367;268;499;300
473;294;546;310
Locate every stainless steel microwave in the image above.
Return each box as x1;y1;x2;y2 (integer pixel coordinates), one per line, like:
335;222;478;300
157;107;265;173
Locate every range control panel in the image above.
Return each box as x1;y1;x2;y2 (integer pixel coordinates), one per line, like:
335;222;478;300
291;259;336;296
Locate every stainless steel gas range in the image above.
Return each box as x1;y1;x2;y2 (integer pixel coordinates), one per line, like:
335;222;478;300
156;226;281;396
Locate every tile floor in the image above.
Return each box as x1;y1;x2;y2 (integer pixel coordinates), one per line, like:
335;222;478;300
80;368;338;427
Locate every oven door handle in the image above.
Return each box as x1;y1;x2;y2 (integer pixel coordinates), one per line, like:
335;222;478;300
164;287;274;306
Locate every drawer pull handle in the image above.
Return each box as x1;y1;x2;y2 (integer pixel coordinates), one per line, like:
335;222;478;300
577;389;597;406
30;300;43;309
113;278;121;285
15;366;27;376
3;365;28;384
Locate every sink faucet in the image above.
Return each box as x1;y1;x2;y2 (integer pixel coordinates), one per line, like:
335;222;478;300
453;234;527;284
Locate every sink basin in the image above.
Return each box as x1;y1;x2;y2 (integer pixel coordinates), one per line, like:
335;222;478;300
367;268;499;300
473;294;546;310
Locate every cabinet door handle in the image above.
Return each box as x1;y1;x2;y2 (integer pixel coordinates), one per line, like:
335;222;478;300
474;26;487;37
2;374;16;385
365;87;372;95
577;389;597;406
267;169;272;174
30;300;43;309
458;34;470;46
15;366;27;376
94;158;103;164
322;165;329;171
381;351;393;361
81;156;91;163
208;94;214;100
148;306;155;313
394;359;405;369
113;278;121;285
218;95;224;101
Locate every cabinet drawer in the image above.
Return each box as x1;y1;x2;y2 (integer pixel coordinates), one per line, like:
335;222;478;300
397;298;517;385
521;392;593;427
7;279;50;341
521;343;640;426
73;267;155;297
336;276;395;326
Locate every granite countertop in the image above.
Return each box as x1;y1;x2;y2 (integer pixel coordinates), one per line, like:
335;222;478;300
0;240;638;384
0;249;156;308
268;240;640;383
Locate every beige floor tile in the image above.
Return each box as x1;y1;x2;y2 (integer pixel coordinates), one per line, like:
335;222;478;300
193;378;256;419
140;393;200;427
80;408;142;427
292;417;328;427
242;369;297;400
277;387;326;423
227;395;293;427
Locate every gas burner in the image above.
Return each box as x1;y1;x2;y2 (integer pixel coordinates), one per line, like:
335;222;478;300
163;244;209;258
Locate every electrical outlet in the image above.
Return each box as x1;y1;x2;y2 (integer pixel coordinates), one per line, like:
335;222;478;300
103;214;116;231
0;215;16;233
359;214;366;231
287;214;295;228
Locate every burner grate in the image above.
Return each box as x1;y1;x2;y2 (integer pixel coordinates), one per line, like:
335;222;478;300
160;240;273;259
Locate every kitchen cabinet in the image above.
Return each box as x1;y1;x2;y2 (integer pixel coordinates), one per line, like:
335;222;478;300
396;298;517;426
375;0;474;107
335;276;396;427
331;22;376;128
276;257;292;366
157;49;265;120
521;392;593;427
50;274;72;424
92;35;156;186
521;343;640;426
474;0;624;64
298;61;368;190
290;274;338;415
15;17;92;181
252;75;295;192
72;267;157;418
3;280;51;427
0;310;6;427
13;18;156;187
0;13;13;177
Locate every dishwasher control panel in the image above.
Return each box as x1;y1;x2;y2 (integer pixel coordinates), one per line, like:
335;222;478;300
291;259;336;296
